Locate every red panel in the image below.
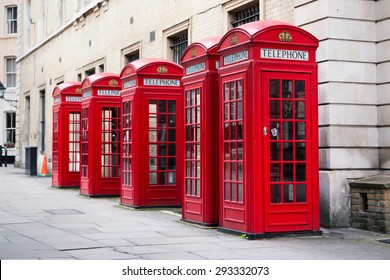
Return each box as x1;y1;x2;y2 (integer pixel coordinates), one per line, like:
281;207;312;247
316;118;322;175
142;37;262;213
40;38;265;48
120;59;183;208
52;82;82;188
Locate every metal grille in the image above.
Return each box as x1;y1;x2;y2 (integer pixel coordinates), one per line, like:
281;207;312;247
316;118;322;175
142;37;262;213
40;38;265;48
125;51;139;64
170;33;188;64
231;5;259;27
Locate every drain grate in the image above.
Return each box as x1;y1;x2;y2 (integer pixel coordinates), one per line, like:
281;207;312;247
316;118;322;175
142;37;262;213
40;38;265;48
378;239;390;244
44;209;84;215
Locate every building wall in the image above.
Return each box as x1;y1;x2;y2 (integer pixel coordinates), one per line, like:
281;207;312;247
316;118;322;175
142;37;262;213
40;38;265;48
15;0;389;227
16;0;264;166
295;0;390;226
0;0;17;158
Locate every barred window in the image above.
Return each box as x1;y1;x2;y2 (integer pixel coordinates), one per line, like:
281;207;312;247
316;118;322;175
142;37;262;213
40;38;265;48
231;5;259;27
124;51;140;64
170;33;188;65
6;6;17;34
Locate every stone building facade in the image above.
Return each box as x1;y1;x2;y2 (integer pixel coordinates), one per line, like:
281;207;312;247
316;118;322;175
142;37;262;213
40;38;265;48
15;0;390;227
0;0;17;161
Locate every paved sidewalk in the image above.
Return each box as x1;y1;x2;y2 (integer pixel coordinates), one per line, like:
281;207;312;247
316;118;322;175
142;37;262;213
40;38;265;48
0;165;390;260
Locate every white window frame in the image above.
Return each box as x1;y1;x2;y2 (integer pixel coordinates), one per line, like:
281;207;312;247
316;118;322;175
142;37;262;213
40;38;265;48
6;6;17;35
5;57;16;88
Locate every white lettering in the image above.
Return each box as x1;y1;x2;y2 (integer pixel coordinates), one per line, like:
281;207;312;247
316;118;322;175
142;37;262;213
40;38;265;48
123;80;136;89
143;78;180;87
223;50;248;65
97;90;121;96
83;91;92;98
261;48;309;61
65;96;82;102
185;62;206;75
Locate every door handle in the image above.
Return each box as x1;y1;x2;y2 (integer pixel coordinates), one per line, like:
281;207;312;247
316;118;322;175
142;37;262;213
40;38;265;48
263;127;268;136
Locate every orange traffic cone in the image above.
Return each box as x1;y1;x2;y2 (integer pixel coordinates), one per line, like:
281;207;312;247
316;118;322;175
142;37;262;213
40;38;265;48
39;153;50;177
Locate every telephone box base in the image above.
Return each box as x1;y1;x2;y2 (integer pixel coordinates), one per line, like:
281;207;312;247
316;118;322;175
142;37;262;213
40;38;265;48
180;218;218;228
79;193;119;198
218;227;322;240
51;185;79;189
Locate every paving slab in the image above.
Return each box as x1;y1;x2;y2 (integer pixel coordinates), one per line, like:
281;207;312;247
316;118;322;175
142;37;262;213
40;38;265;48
1;166;390;260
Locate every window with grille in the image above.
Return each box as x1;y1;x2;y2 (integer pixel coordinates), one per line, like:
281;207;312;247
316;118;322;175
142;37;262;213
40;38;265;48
81;108;89;177
148;100;177;186
231;5;259;27
170;33;188;64
5;57;16;88
122;100;133;188
101;107;121;178
69;112;81;172
185;88;201;196
6;6;17;34
5;111;16;146
52;112;58;172
124;51;140;64
223;80;244;202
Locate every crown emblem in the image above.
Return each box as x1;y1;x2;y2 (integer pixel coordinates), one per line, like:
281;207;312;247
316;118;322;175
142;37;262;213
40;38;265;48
230;34;238;45
191;48;197;58
157;66;168;74
76;87;82;93
278;31;292;42
109;79;118;86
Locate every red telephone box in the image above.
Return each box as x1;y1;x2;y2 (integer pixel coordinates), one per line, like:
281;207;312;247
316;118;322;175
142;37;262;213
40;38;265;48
52;82;82;188
217;20;320;238
120;58;183;207
180;36;221;226
80;73;122;196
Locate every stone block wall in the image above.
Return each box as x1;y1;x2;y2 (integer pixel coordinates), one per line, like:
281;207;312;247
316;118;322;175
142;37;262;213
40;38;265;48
350;176;390;233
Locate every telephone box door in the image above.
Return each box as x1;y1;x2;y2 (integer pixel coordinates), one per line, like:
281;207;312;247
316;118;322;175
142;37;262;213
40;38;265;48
263;72;314;233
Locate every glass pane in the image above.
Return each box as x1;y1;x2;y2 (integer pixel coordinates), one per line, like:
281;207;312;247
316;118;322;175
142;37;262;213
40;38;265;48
282;122;293;140
149;100;157;113
282;101;293;119
296;122;306;140
158;100;167;112
149;144;157;156
269;100;280;119
168;144;176;156
283;164;293;181
296;164;306;181
237;80;243;98
231;183;237;201
282;80;292;98
238;163;243;181
270;184;281;203
295;80;305;98
168;100;176;113
230;81;236;100
283;142;293;160
270;164;281;182
238;183;243;202
149;158;157;170
149;130;157;142
196;180;200;195
295;101;306;119
186;91;191;106
283;184;294;203
270;122;280;140
270;142;280;160
186;178;191;194
224;182;230;200
224;162;231;180
186;161;191;176
149;115;157;127
224;83;229;101
296;184;306;202
168;172;176;184
269;80;280;98
296;142;306;161
149;173;157;184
